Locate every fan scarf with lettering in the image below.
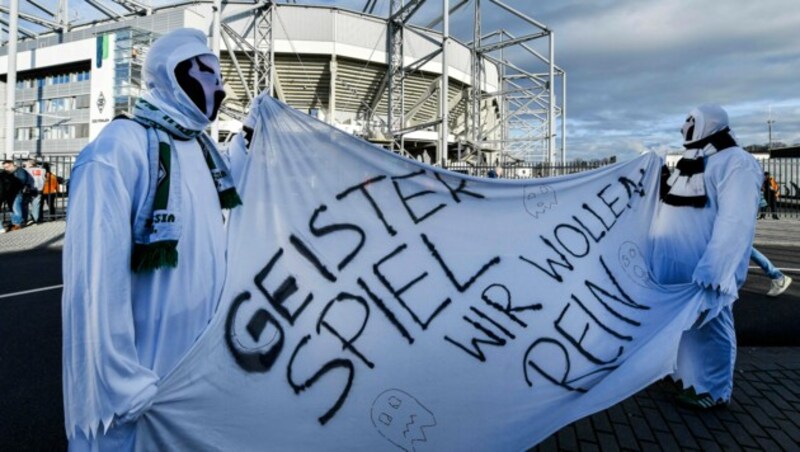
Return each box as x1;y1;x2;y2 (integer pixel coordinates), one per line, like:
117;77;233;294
130;98;241;272
661;126;738;208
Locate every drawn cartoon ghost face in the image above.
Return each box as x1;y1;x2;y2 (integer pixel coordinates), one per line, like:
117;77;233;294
371;389;437;452
523;185;557;219
618;242;652;288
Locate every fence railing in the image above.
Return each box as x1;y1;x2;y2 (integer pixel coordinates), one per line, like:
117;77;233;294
4;155;799;230
444;157;800;219
443;161;608;179
762;158;800;219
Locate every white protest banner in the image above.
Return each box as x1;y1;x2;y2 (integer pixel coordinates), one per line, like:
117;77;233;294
136;97;707;450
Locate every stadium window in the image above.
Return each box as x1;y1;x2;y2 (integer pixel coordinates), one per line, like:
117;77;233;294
47;98;70;112
76;94;90;109
75;124;89;138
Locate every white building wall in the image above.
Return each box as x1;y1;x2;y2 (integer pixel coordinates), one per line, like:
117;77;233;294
0;7;205;156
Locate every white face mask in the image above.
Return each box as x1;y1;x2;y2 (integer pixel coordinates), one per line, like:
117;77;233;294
174;54;226;120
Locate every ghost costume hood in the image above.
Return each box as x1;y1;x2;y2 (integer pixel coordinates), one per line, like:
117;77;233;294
125;28;240;273
680;104;737;151
661;104;740;207
140;28;226;132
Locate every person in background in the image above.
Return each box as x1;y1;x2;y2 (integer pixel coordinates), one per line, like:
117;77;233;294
487;165;503;179
758;171;780;220
650;104;761;409
2;159;35;231
41;162;61;220
61;28;240;451
750;247;793;297
23;159;45;224
0;165;17;229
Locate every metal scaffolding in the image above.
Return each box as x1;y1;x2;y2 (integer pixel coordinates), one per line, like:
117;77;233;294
380;0;565;164
1;0;565;163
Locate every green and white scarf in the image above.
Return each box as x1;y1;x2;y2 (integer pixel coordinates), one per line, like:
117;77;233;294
130;98;242;272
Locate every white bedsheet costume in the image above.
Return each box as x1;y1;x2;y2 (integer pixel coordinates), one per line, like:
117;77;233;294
649;105;761;402
62;29;236;450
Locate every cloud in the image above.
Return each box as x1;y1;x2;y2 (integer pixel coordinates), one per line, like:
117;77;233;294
527;0;800;158
429;0;800;159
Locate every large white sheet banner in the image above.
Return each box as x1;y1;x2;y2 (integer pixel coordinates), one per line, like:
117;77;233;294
137;98;707;450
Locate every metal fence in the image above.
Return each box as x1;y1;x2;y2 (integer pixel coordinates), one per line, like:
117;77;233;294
3;155;799;230
445;157;800;219
443;161;609;179
762;158;800;219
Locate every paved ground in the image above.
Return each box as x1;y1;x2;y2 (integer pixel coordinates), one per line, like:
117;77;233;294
0;219;798;451
536;348;800;451
535;218;800;450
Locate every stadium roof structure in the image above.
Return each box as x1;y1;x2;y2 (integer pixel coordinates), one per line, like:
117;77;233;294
0;0;566;164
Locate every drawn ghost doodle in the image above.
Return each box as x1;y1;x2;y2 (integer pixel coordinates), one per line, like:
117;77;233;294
618;242;652;288
371;389;437;451
523;185;557;219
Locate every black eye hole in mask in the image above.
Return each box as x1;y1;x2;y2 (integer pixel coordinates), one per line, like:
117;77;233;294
682;116;695;143
175;56;226;121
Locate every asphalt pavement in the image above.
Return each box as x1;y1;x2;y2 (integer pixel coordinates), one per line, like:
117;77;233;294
0;219;798;451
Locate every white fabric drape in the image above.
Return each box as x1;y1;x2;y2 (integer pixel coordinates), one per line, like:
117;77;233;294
123;97;741;450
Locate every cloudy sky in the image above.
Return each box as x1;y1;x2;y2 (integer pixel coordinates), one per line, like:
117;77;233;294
18;0;800;160
311;0;800;160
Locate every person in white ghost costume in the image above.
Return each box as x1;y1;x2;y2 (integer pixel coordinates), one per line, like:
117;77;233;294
62;28;241;450
650;104;761;409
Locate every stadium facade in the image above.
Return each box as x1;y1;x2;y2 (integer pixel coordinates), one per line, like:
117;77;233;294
0;0;565;165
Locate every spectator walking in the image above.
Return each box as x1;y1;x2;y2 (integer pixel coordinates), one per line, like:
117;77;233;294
758;171;780;220
2;160;35;231
751;247;793;297
41;162;61;220
23;159;45;224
